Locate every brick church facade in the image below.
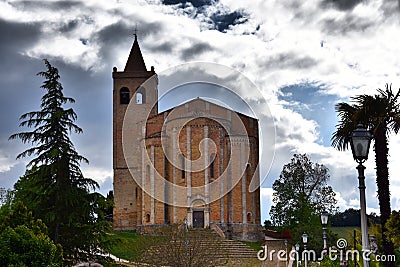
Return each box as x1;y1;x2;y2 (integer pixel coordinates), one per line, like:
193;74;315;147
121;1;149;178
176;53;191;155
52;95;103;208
112;35;263;241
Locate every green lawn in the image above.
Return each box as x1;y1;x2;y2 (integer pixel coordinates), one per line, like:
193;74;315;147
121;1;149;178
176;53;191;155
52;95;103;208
108;230;163;262
108;230;140;261
330;226;360;240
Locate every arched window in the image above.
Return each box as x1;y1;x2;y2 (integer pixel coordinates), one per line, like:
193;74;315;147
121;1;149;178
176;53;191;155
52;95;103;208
246;164;251;180
146;213;150;223
120;87;130;104
136;86;146;104
247;212;252;223
135;187;138;199
136;93;143;104
179;154;185;179
210;153;215;179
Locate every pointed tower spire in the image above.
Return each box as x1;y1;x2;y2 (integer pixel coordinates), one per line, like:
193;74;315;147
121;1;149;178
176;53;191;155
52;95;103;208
124;33;147;72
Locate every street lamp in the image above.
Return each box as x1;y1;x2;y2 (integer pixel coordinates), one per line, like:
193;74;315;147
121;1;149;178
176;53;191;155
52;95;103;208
302;232;308;267
350;123;372;267
284;239;288;267
320;211;329;250
302;232;308;248
295;243;300;267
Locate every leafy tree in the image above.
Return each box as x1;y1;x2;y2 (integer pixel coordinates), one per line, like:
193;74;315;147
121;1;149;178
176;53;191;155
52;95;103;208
9;59;111;263
270;154;337;226
263;219;272;228
330;208;361;227
270;154;338;250
331;84;400;261
330;208;380;227
386;210;400;248
0;201;63;266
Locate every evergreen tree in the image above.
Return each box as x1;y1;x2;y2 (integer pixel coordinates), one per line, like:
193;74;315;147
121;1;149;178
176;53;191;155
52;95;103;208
9;59;111;263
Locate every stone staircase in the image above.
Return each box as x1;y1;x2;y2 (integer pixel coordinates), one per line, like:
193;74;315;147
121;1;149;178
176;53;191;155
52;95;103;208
222;239;259;259
190;228;259;260
119;228;261;266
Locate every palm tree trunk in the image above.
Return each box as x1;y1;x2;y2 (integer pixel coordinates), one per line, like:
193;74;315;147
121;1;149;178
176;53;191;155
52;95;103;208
374;125;395;265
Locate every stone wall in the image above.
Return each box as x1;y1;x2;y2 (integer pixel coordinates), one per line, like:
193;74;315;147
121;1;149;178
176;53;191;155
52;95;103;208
210;222;264;242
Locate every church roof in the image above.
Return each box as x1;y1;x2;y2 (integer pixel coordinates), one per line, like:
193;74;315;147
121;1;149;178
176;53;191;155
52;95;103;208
124;34;147;72
159;97;257;120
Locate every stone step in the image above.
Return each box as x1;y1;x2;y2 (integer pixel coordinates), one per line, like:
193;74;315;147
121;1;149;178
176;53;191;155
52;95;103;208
188;228;259;259
142;228;260;261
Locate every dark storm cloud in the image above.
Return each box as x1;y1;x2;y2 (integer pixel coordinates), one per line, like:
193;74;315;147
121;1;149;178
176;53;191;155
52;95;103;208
94;20;163;63
381;0;400;17
322;15;374;35
58;19;80;33
0;18;44;102
210;10;248;32
181;42;213;60
162;0;216;8
96;21;133;46
261;52;317;70
0;19;48;190
161;0;248;33
0;17;43;99
0;18;42;54
57;15;94;33
320;0;362;11
10;0;81;11
96;20;163;45
149;42;174;53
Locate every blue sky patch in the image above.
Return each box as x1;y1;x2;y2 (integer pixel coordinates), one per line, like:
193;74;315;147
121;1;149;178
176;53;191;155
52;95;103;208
279;82;340;146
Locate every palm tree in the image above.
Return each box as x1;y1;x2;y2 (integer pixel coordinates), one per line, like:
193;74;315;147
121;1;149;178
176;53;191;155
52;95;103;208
332;84;400;264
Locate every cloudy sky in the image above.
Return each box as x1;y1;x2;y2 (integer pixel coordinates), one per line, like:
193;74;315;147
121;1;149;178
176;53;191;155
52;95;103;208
1;0;400;222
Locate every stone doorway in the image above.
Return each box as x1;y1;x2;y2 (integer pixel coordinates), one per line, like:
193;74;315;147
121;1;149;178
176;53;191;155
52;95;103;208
193;210;204;228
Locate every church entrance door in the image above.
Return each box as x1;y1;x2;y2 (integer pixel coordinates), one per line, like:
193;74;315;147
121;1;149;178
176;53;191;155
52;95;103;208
192;210;204;228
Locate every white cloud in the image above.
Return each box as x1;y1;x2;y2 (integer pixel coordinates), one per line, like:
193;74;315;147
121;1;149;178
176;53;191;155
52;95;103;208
81;166;112;185
0;153;16;173
27;36;100;69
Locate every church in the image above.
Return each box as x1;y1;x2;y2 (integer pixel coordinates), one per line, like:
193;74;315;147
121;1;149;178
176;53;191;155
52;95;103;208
112;35;262;241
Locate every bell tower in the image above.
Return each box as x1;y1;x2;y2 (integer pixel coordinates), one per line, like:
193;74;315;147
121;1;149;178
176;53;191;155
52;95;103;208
112;34;157;229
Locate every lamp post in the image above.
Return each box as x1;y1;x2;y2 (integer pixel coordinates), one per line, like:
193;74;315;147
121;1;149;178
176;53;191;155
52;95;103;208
295;243;300;267
350;123;372;267
320;210;329;250
284;239;288;267
302;232;308;267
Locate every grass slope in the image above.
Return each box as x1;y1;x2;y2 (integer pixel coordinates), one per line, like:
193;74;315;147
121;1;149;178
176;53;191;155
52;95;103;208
108;230;140;261
331;226;360;242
